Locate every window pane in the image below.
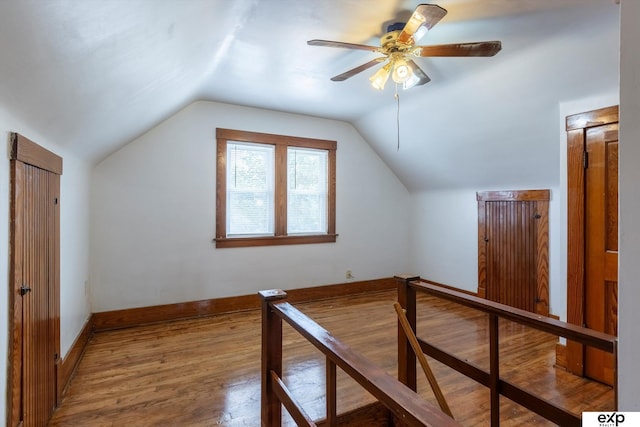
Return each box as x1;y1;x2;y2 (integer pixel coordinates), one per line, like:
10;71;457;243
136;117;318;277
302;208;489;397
227;142;274;236
287;147;328;234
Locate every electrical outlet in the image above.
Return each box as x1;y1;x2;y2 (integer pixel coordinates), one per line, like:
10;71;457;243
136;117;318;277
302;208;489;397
346;270;353;279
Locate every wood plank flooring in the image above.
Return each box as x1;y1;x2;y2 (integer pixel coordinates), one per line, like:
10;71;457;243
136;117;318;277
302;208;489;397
49;290;614;426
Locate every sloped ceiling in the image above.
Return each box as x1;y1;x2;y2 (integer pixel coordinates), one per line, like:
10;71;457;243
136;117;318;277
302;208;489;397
0;0;619;190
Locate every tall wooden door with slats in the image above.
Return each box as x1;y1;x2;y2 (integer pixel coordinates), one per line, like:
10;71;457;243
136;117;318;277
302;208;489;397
477;190;550;315
566;105;618;386
8;133;62;427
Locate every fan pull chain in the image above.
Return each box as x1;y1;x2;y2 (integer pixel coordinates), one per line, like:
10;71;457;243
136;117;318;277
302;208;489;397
395;83;400;151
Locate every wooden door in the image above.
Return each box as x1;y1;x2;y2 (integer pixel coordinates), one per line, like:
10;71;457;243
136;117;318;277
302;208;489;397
477;190;550;315
566;105;618;386
584;123;618;384
8;134;62;427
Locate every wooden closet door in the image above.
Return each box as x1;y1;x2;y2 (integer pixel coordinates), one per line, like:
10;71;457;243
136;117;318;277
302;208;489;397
584;123;618;385
9;134;62;427
565;105;618;386
478;190;550;315
22;163;59;426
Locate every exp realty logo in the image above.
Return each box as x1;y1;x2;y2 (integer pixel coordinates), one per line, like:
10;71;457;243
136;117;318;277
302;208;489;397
583;412;640;427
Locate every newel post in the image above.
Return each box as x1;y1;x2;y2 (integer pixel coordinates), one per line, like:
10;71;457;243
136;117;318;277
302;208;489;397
259;289;288;427
396;274;420;392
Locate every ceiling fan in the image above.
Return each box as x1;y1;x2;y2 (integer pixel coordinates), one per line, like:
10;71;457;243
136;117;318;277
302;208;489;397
307;3;501;90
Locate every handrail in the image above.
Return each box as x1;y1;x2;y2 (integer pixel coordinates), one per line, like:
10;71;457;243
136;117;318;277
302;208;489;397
259;289;461;427
395;275;618;427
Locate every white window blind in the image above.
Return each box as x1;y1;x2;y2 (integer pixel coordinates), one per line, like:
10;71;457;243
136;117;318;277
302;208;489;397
226;142;275;236
287;147;328;235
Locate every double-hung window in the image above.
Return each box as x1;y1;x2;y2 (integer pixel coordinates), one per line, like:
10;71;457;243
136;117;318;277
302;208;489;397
216;128;336;248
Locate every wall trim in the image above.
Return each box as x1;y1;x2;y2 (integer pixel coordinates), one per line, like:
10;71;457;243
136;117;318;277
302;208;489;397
59;316;94;397
92;277;396;331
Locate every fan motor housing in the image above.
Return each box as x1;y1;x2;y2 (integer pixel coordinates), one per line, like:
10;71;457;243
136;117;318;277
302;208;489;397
381;30;402;48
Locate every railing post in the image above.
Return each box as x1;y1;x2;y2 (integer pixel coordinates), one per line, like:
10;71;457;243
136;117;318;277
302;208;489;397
326;358;337;426
489;313;500;427
396;274;420;392
260;289;288;427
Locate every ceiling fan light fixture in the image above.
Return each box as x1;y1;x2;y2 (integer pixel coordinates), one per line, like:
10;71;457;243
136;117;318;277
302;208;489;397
391;58;412;84
369;62;392;90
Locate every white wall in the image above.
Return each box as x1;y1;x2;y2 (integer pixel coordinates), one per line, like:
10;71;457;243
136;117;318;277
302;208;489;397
90;101;411;312
409;190;478;291
618;0;640;410
0;105;92;425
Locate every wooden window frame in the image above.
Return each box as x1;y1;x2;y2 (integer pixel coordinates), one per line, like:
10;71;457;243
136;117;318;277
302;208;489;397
216;128;337;248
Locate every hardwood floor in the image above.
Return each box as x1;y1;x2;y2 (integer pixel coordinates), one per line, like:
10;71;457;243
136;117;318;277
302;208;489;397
49;290;614;426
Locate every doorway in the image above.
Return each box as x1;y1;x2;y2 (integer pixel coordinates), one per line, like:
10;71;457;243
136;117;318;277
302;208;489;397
566;105;618;386
8;133;63;426
477;190;550;315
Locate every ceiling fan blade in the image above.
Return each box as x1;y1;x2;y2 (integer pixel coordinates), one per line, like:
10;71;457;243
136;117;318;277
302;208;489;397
405;60;431;88
413;41;502;57
307;39;380;52
331;57;387;81
397;4;448;45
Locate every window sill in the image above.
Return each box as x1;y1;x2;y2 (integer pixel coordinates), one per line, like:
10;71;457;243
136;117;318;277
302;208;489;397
215;234;338;248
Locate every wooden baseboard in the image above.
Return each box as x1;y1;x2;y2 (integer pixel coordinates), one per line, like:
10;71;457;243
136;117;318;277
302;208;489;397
555;342;568;370
420;278;478;297
93;277;396;331
60;315;94;396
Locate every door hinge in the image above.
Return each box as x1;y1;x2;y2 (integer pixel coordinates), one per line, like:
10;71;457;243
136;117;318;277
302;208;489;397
19;285;32;296
583;151;589;169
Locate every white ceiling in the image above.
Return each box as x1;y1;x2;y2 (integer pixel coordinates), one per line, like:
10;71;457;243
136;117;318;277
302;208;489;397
0;0;619;190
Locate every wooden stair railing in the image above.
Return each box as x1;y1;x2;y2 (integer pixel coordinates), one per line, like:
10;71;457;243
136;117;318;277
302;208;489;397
259;289;461;427
395;274;618;427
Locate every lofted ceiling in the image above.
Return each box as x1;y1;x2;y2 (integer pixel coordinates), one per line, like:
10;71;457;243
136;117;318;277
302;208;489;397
0;0;619;190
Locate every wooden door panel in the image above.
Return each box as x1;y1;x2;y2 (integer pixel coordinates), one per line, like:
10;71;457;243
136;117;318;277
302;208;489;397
8;134;62;427
23;165;58;426
565;105;618;383
477;190;549;316
486;201;537;312
584;123;618;386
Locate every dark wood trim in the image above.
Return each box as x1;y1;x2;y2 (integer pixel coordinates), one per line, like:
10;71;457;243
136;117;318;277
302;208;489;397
477;199;487;299
566;105;619;131
93;277;395;331
59;316;94;396
7;159;24;427
215;234;338;248
566;105;618;377
476;189;550;202
420;278;478;297
10;133;63;175
216;128;337;150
